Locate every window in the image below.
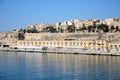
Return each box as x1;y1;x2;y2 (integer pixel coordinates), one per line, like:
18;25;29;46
39;42;41;45
27;42;29;45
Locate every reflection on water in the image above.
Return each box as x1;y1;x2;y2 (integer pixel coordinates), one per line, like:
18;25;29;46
0;52;120;80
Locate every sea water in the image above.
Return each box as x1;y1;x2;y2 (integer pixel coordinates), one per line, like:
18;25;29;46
0;51;120;80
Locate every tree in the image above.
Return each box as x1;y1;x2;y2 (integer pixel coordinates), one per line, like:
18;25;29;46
67;25;75;33
23;29;26;33
58;28;64;33
46;26;57;33
97;24;109;33
115;26;119;32
76;26;86;32
110;26;114;32
87;26;92;32
19;29;23;32
87;26;96;32
27;29;38;33
18;33;25;40
60;29;64;33
13;29;17;31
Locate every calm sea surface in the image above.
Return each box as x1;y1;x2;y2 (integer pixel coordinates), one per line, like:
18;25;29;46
0;52;120;80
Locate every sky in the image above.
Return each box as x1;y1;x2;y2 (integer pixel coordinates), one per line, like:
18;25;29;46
0;0;120;32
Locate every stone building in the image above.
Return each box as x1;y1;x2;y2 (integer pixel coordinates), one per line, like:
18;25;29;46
105;18;120;29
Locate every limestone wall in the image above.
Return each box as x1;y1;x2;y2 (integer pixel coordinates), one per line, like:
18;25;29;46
24;33;99;41
0;31;18;47
17;39;120;51
17;40;107;50
1;31;120;49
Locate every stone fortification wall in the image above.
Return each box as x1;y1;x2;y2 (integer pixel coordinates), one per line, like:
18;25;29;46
102;33;120;41
0;32;8;40
25;33;66;41
1;31;120;48
24;33;99;41
0;31;18;46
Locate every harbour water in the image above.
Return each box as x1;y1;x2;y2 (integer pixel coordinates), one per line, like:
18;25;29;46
0;52;120;80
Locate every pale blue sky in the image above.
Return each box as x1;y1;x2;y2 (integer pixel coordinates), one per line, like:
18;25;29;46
0;0;120;32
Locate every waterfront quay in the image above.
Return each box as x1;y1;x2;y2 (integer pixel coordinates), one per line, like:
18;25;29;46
1;46;120;56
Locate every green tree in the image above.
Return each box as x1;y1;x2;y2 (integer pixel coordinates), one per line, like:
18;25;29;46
46;26;57;33
23;29;26;33
67;25;75;33
115;26;119;32
87;26;92;32
18;33;25;40
27;29;38;33
97;24;109;33
58;28;64;33
110;26;114;32
60;29;64;33
13;29;17;31
87;26;96;32
19;29;23;32
77;26;86;32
